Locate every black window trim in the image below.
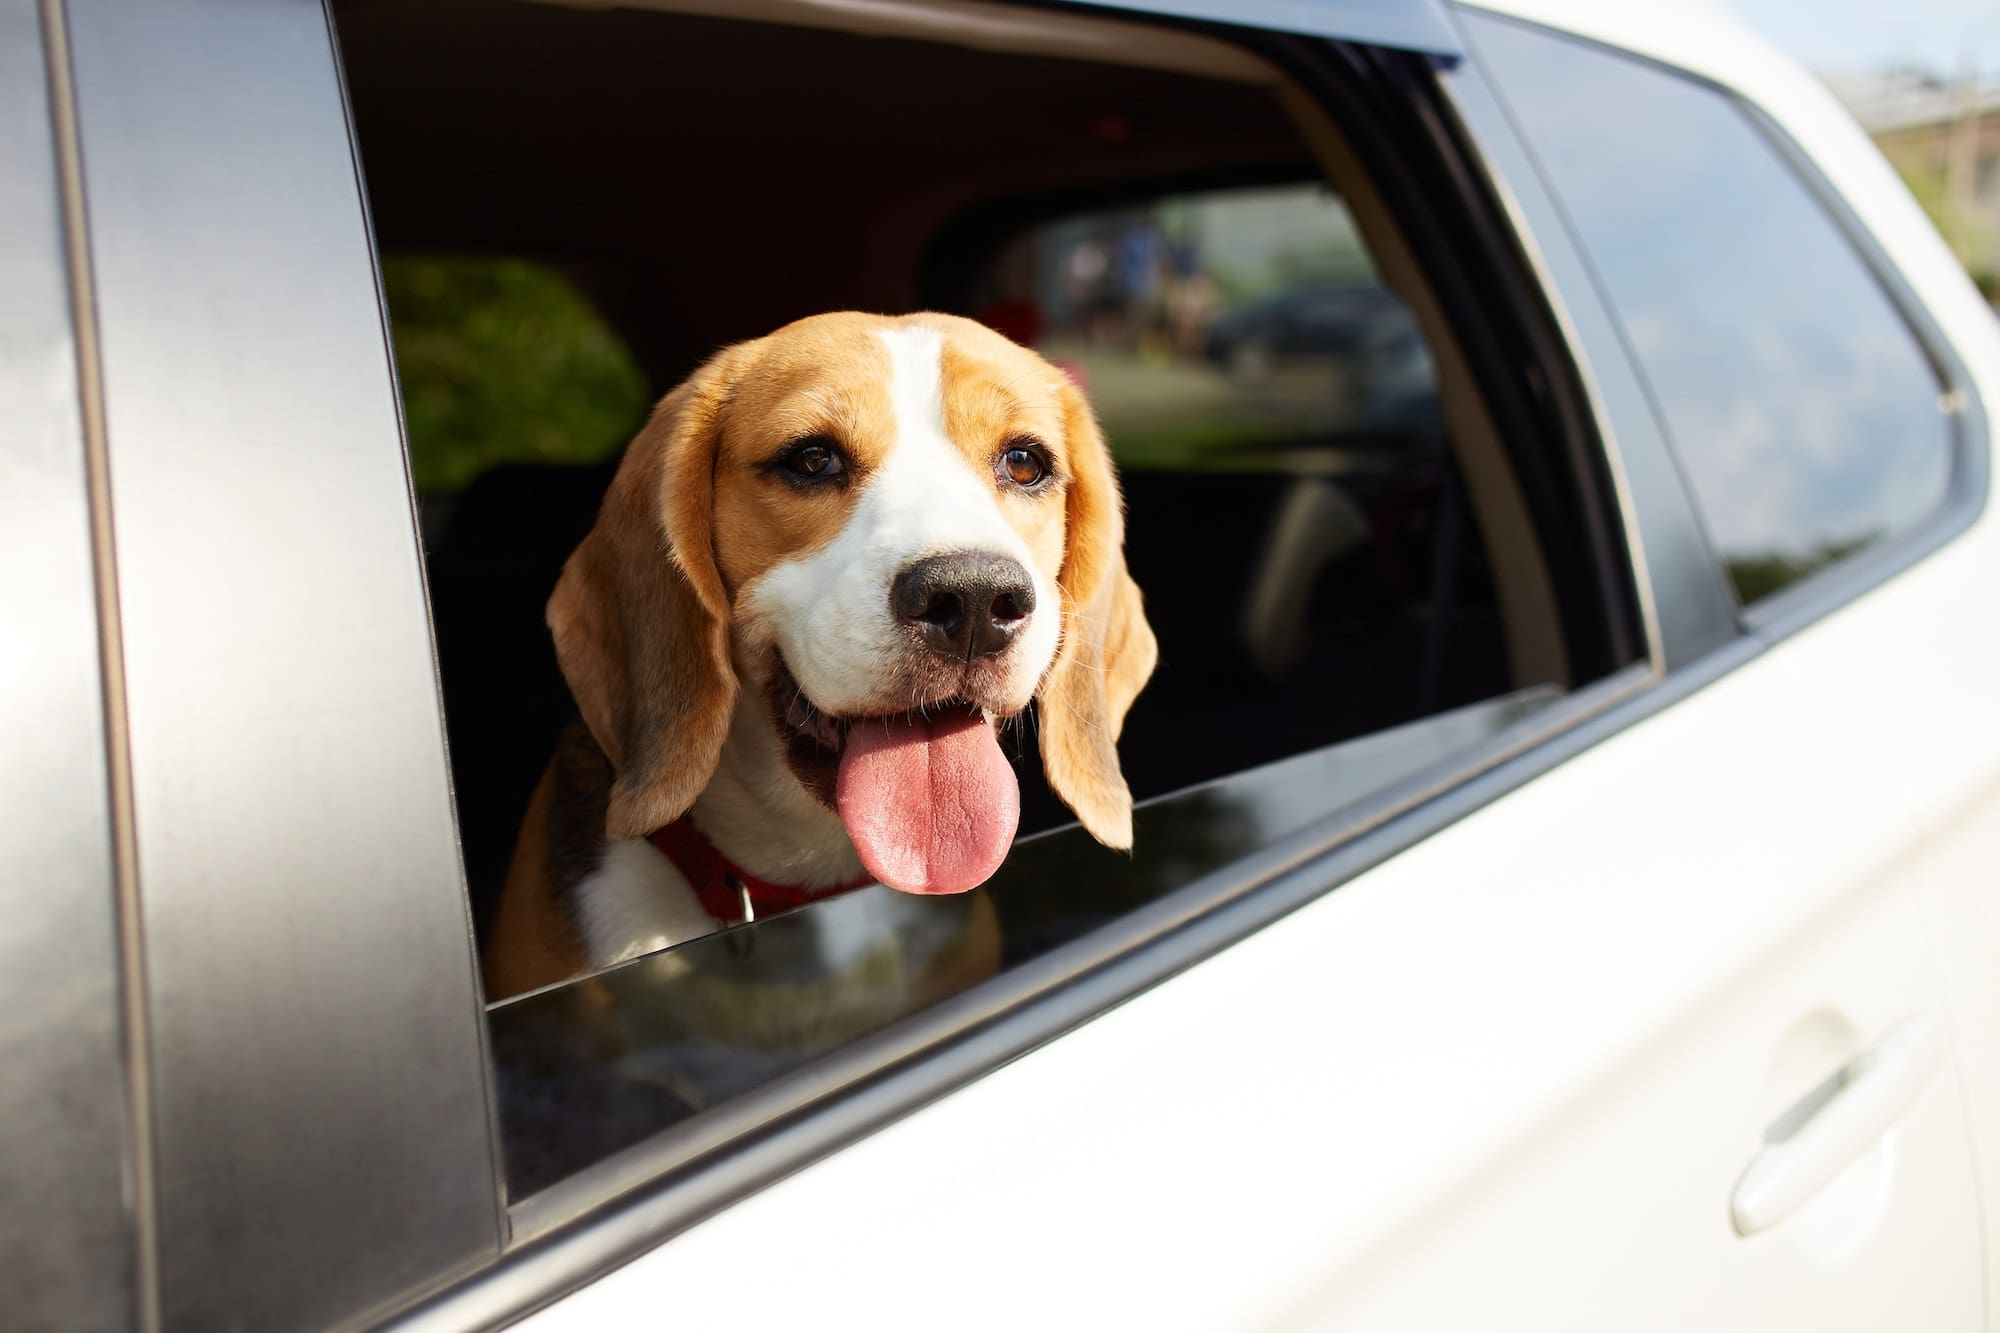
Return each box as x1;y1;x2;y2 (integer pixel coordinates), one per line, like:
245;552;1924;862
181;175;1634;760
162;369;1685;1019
1455;5;1993;651
381;9;1670;1328
1320;37;1643;680
1441;21;1734;672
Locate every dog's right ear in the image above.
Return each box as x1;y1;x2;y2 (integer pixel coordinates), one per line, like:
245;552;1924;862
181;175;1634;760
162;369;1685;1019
548;348;744;841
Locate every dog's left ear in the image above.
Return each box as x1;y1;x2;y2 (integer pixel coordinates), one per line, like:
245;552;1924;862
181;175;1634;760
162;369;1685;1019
547;348;744;841
1037;380;1158;849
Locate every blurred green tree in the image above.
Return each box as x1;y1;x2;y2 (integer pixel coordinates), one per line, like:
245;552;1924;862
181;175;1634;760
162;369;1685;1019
383;255;649;494
1727;534;1874;605
1892;159;1996;294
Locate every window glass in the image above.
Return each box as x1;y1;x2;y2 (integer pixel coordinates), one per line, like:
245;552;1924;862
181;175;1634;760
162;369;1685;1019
493;685;1560;1196
1470;17;1954;605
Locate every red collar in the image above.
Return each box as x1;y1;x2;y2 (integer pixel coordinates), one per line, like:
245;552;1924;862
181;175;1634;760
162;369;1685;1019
647;816;874;927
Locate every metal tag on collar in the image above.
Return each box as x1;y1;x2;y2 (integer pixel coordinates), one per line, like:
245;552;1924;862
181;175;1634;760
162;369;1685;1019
724;870;755;925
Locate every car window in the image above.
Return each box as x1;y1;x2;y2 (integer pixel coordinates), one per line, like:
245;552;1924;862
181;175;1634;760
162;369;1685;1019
333;0;1639;1210
1467;16;1955;607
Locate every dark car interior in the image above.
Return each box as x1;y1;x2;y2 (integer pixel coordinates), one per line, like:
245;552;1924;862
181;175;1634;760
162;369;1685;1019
331;0;1628;946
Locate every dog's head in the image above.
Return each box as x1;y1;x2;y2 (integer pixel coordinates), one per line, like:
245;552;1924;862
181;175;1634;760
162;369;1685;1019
548;312;1156;895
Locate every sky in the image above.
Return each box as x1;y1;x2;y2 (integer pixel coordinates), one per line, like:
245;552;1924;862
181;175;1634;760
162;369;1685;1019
1726;0;2000;80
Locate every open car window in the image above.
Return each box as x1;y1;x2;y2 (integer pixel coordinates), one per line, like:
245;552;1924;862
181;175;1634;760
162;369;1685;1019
330;0;1642;1219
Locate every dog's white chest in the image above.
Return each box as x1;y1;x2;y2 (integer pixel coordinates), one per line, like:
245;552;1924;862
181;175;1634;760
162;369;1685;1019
573;838;716;970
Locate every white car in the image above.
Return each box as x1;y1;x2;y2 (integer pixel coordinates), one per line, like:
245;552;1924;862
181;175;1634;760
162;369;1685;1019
6;0;1998;1328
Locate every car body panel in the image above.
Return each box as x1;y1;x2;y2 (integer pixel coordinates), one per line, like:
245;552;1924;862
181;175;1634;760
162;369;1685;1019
0;1;137;1328
1067;0;1459;55
55;0;504;1324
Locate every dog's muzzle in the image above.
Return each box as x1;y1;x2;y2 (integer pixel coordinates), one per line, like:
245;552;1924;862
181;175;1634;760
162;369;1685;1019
891;551;1036;662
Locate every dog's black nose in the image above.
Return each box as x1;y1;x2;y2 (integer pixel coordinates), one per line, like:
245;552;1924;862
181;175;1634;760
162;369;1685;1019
892;552;1036;661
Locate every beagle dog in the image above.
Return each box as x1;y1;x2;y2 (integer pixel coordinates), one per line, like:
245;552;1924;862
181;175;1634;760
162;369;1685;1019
487;312;1157;1000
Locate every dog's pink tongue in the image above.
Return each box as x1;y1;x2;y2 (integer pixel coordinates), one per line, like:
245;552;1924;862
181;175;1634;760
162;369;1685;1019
836;709;1018;895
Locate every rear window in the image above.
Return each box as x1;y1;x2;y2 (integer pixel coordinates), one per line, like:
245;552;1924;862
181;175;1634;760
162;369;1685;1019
1469;16;1956;606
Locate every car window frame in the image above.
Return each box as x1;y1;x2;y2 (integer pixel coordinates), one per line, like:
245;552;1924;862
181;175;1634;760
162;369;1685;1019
387;9;1676;1327
1455;7;1992;647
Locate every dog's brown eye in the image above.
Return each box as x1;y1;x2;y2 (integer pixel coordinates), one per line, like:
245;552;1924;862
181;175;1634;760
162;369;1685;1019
1000;446;1045;488
786;442;844;480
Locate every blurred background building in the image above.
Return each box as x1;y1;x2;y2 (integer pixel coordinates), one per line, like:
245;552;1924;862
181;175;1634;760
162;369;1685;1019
1731;0;1999;299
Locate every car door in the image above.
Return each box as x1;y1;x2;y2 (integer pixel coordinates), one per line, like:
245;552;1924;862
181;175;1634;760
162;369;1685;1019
508;7;1988;1330
24;0;1988;1325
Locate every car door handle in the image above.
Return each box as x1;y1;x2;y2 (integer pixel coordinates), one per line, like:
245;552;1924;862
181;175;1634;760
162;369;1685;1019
1730;1016;1943;1236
